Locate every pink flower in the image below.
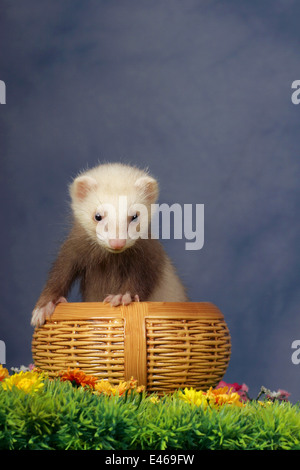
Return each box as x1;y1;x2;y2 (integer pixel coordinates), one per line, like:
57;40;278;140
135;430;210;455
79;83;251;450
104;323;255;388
277;389;290;398
266;389;291;402
216;381;250;401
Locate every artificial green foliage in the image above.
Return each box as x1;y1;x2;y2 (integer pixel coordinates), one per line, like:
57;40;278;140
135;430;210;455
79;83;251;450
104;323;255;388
0;379;299;450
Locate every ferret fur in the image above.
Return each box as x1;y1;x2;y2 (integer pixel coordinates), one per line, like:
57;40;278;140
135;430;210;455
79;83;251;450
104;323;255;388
31;163;188;327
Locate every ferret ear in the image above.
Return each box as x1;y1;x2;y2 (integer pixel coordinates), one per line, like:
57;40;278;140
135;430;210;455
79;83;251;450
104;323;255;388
70;175;98;201
134;176;159;203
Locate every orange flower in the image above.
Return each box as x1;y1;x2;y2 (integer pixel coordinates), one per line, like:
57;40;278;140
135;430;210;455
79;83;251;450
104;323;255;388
128;377;138;389
206;386;244;407
58;368;98;389
94;376;145;397
115;377;145;395
0;365;9;382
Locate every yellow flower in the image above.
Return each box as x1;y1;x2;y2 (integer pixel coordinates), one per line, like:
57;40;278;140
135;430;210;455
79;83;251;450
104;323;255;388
178;388;209;407
149;395;160;404
115;380;129;396
0;365;9;382
1;370;45;393
258;400;273;407
94;379;116;396
94;376;145;397
179;385;244;408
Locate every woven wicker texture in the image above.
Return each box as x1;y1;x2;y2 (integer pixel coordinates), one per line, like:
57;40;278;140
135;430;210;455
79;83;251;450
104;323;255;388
32;302;231;392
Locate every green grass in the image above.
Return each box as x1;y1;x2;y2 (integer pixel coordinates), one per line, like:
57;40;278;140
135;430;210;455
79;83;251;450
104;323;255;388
0;379;300;450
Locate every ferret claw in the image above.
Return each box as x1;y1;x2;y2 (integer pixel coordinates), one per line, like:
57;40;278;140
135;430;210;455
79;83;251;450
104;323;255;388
103;292;140;307
31;297;67;328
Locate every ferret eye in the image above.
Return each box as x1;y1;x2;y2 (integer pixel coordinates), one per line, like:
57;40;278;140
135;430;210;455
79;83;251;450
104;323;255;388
94;213;102;222
131;214;138;222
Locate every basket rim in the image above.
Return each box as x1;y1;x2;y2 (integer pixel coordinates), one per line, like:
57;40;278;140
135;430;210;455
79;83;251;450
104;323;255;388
46;301;225;323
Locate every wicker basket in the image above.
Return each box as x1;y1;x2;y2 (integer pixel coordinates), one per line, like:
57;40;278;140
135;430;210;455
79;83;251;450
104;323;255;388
32;302;231;393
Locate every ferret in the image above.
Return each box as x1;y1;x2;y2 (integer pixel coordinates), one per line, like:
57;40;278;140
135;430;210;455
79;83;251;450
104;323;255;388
31;163;188;327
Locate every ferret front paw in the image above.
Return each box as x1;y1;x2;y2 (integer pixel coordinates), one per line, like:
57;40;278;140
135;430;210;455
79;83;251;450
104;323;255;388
103;292;140;307
31;297;67;327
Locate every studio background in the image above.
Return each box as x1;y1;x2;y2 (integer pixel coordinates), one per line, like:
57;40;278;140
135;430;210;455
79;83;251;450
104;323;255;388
1;0;300;401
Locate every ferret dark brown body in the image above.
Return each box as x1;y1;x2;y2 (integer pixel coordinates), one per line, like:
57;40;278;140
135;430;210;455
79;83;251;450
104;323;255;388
31;163;188;327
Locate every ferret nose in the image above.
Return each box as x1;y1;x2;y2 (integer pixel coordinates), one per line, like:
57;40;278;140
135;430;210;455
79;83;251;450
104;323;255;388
109;239;127;250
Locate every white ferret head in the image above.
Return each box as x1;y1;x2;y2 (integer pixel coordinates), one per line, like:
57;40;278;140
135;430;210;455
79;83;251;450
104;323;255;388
69;163;159;253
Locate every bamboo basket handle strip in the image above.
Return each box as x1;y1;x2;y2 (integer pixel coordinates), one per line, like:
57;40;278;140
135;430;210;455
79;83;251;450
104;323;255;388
120;302;147;386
